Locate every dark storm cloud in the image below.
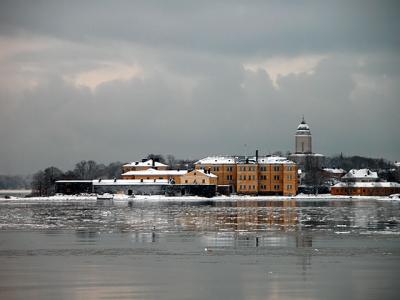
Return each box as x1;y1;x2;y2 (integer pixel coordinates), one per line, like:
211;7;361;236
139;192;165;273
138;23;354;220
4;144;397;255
1;0;399;55
0;0;399;174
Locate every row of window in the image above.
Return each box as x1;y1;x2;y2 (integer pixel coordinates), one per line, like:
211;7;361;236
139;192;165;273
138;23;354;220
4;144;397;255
227;174;292;181
239;175;256;180
228;174;292;180
208;166;234;172
202;165;294;172
238;166;257;171
239;185;257;190
184;179;206;184
238;184;292;191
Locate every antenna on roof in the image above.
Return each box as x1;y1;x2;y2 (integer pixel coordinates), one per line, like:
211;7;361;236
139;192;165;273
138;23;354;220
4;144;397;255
301;115;305;123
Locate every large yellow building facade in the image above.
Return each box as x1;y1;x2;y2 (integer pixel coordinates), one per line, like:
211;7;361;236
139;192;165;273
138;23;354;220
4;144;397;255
195;156;298;196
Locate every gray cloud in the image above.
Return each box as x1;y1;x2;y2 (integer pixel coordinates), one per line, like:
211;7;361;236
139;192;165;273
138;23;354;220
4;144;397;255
0;1;399;174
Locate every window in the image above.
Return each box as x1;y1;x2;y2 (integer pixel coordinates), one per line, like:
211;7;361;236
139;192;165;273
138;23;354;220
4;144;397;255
287;184;292;190
185;180;188;183
239;175;242;180
274;175;280;180
202;179;205;184
287;166;293;171
287;175;292;180
249;185;251;190
253;185;255;189
252;175;255;180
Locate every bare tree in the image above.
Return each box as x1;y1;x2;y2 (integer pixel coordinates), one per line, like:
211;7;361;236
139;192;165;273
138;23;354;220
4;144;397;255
166;154;176;169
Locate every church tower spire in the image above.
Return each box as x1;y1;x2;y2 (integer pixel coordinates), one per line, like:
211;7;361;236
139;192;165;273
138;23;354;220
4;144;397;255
295;117;312;154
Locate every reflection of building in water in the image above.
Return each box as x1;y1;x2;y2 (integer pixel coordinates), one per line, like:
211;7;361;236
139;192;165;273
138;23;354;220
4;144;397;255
178;200;299;232
295;233;313;248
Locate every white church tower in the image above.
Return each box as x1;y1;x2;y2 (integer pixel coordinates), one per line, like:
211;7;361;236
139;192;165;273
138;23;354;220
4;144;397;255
295;116;312;154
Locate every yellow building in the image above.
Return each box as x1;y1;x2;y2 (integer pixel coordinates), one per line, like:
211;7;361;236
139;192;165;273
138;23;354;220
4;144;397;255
178;169;218;185
195;156;298;196
237;161;259;194
121;168;187;184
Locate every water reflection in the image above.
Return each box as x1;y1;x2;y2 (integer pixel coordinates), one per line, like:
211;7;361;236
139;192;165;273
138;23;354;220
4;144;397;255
0;199;399;235
0;200;399;300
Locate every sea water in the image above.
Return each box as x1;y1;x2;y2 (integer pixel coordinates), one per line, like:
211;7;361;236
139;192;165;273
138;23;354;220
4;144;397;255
0;199;399;300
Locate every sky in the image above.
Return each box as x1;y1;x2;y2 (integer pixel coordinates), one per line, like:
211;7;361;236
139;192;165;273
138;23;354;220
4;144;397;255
0;0;399;174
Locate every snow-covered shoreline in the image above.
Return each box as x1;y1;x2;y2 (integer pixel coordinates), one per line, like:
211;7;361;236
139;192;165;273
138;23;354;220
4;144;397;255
0;193;398;205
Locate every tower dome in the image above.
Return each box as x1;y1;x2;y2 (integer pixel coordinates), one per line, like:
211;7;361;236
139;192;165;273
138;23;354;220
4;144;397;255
296;117;311;134
295;117;312;153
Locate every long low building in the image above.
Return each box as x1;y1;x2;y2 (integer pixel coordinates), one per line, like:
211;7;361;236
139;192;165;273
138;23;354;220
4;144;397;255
331;182;400;196
56;179;217;197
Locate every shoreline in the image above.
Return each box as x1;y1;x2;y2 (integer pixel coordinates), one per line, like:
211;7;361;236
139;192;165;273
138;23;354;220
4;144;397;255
0;193;399;205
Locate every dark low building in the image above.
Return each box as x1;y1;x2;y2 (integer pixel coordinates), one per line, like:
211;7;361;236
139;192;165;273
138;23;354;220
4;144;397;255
56;179;217;198
56;180;93;195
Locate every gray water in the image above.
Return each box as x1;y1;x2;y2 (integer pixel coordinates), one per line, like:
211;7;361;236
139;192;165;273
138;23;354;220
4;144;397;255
0;199;399;300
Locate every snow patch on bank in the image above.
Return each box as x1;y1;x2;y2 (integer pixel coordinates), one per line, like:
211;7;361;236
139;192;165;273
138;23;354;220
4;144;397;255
0;193;399;205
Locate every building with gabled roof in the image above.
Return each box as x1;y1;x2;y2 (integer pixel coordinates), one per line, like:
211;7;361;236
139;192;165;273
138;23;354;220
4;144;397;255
341;169;378;182
121;168;187;184
122;159;168;173
179;169;218;185
331;168;400;196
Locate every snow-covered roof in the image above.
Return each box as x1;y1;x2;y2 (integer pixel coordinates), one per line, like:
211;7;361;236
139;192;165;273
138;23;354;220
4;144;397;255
93;179;169;186
333;182;400;188
192;169;218;178
122;168;188;176
289;153;325;157
342;169;378;180
123;159;168;168
296;117;311;132
255;156;296;165
56;180;93;183
195;156;237;165
323;168;346;174
394;161;400;167
195;155;296;165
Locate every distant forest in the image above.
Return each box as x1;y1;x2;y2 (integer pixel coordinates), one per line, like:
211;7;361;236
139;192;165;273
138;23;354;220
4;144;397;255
0;153;398;195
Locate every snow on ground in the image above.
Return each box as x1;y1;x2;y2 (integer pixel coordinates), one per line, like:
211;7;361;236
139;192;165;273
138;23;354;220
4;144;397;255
0;193;398;205
0;189;31;194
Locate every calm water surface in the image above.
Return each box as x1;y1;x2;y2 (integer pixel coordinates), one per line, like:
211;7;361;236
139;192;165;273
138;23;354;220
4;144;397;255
0;199;399;300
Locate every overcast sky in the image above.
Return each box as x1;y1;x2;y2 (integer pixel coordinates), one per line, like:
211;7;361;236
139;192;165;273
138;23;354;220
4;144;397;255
0;0;399;174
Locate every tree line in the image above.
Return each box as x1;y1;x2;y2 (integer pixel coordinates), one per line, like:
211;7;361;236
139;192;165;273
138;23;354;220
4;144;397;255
31;161;124;196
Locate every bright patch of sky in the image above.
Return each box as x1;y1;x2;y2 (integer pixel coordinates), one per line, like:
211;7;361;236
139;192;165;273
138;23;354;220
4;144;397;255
244;55;328;89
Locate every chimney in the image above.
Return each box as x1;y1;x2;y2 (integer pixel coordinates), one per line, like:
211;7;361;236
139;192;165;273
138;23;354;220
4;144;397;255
256;149;259;163
152;159;155;167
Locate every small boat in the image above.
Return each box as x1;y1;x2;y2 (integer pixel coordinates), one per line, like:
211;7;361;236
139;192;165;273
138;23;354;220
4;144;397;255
96;193;114;206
